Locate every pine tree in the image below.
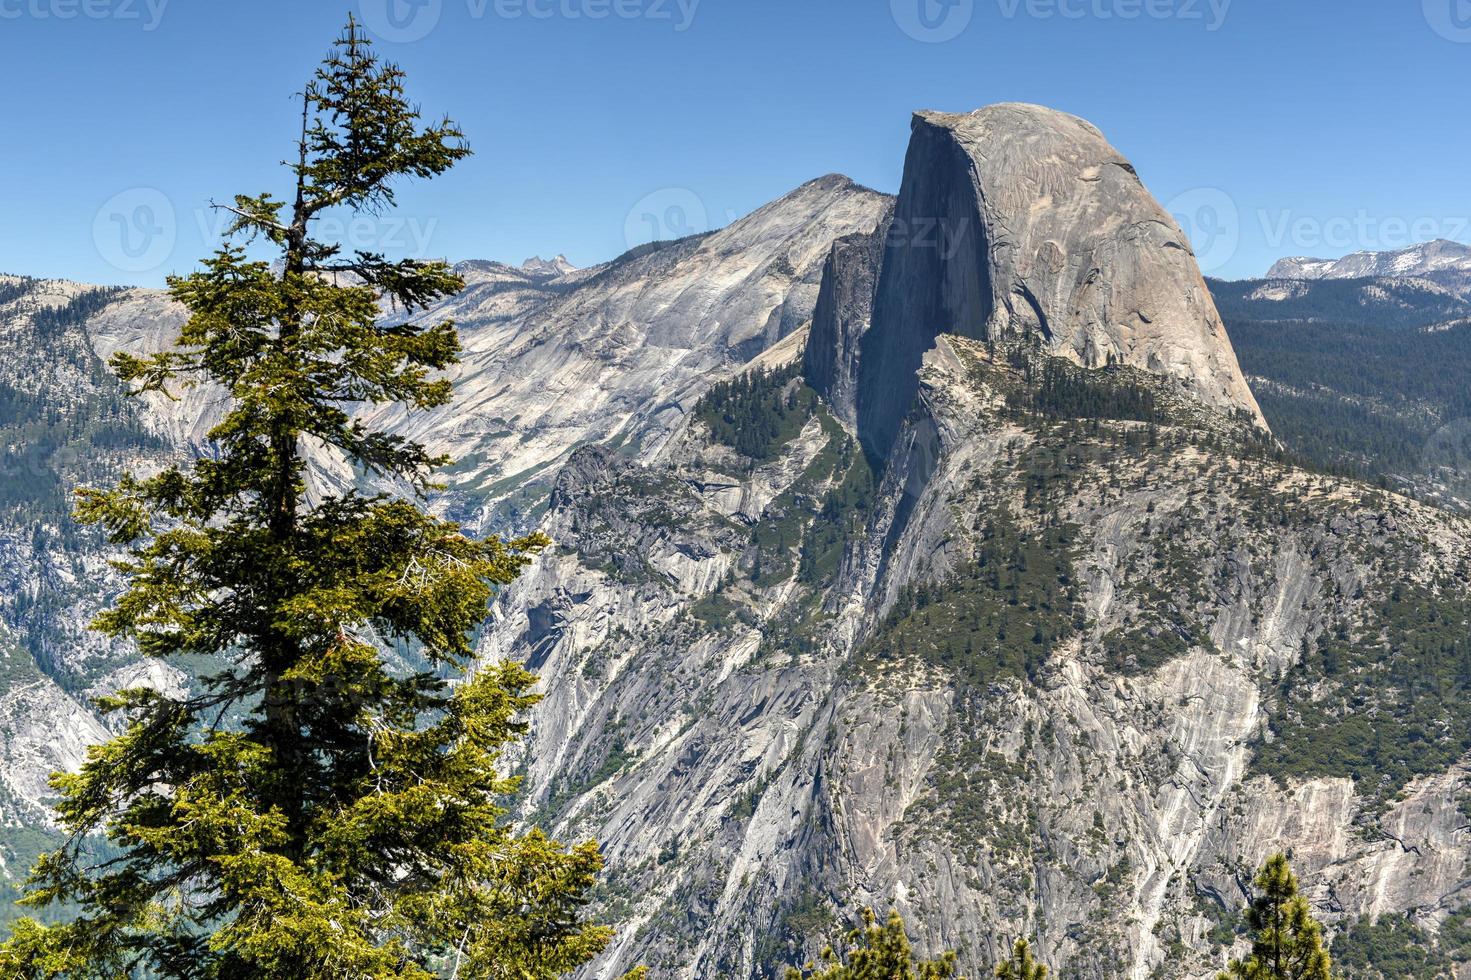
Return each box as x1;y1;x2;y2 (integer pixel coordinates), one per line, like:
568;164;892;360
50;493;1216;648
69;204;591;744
1219;854;1337;980
784;908;964;979
0;18;615;979
993;939;1048;980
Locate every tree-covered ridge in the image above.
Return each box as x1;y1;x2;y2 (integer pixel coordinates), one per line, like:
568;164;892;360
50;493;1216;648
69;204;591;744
1253;577;1471;800
1002;350;1161;425
1209;276;1471;329
1331;912;1464;979
859;508;1080;690
1212;276;1471;496
694;360;821;464
970;339;1275;452
0;20;616;979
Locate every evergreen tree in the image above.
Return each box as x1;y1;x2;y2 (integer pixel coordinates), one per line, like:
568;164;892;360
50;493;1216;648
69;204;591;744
784;908;963;979
1219;854;1337;980
993;939;1048;980
0;19;614;979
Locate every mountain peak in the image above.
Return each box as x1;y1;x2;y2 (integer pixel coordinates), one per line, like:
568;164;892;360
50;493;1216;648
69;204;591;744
520;254;577;278
1268;240;1471;282
850;101;1265;460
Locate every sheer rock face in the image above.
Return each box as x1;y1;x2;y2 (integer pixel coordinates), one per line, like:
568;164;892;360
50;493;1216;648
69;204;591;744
487;337;1471;980
857;104;1264;459
803;204;893;429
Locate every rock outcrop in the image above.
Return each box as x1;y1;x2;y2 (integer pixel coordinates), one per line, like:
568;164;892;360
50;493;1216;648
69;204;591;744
856;104;1263;459
520;254;578;278
802;203;893;428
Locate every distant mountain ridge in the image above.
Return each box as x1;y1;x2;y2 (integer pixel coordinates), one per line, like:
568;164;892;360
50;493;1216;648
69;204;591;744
1267;239;1471;297
1212;274;1471;329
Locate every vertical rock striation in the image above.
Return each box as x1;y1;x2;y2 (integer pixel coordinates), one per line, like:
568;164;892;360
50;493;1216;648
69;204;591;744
803;203;894;429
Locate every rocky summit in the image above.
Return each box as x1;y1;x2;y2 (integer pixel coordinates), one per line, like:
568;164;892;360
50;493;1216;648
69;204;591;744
4;105;1471;977
851;103;1263;461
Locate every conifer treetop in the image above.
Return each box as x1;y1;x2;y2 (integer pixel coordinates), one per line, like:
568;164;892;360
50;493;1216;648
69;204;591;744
1219;854;1338;980
0;19;616;980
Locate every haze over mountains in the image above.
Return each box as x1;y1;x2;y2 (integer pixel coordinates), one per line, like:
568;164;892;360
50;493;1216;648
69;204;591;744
5;104;1471;977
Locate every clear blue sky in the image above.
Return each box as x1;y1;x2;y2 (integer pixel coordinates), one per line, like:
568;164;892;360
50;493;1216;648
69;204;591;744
2;0;1467;286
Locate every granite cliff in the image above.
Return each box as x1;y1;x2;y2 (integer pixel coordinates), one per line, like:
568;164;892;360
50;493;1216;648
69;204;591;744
3;106;1471;978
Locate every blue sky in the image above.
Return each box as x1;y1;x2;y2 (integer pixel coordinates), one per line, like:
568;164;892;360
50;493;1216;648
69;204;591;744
1;0;1468;286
